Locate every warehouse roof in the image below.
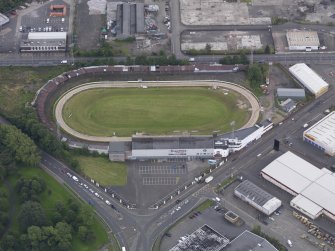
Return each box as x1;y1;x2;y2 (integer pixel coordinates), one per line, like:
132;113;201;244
303;111;335;150
0;13;9;26
261;151;324;194
225;230;278;251
262;151;335;218
290;195;323;217
235;180;276;207
277;88;305;98
28;32;67;40
132;135;213;150
289;63;329;95
286;30;320;47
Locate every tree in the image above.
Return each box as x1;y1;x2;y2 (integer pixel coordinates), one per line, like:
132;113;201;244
54;222;72;251
264;45;271;54
18;201;47;231
0;124;40;166
205;43;212;54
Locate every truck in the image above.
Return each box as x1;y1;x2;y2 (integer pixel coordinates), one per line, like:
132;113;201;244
205;176;213;183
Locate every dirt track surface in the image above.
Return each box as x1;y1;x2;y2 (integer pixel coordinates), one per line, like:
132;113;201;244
55;80;260;142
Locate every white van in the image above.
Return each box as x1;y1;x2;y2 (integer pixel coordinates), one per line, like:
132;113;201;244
60;60;68;64
72;176;79;182
61;18;65;23
46;18;50;24
287;240;293;247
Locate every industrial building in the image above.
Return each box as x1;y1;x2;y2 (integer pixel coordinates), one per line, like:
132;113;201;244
49;5;66;17
0;13;9;26
234;180;282;215
261;151;335;220
226;230;278;251
280;98;296;113
303;111;335;156
170;225;229;251
20;32;67;52
286;30;320;51
289;63;329;98
276;88;305;100
114;3;145;38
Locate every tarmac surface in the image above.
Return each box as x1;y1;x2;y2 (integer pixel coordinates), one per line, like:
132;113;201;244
54;80;261;142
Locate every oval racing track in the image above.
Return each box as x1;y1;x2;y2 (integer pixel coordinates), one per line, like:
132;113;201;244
55;80;261;142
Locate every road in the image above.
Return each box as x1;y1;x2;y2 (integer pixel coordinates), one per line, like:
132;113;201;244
1;78;334;251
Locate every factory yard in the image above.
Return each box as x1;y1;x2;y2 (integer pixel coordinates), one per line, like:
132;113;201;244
180;0;335;26
181;30;273;53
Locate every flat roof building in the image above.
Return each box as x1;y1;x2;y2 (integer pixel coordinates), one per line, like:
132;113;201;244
276;88;305;99
0;13;9;26
303;111;335;156
289;63;329;98
261;151;335;220
287;30;320;51
234;180;282;215
131;135;214;160
20;32;67;52
226;230;279;251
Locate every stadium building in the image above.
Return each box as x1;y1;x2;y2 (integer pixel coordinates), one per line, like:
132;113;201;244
303;111;335;156
130;135;214;160
289;63;329;98
286;30;320;51
234;180;282;215
261;151;335;220
20;32;67;52
216;119;273;153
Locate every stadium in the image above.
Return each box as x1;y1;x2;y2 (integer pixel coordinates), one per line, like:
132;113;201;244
34;65;263;161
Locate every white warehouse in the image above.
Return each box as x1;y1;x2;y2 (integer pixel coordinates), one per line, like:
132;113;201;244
261;151;335;220
286;30;320;51
289;63;329;98
234;180;282;216
303;111;335;156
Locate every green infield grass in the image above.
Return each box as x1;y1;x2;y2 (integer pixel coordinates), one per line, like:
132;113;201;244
62;87;250;136
76;156;127;186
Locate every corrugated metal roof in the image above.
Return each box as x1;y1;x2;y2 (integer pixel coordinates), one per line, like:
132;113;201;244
286;30;320;47
289;63;329;95
28;32;67;40
304;111;335;149
277;88;305;98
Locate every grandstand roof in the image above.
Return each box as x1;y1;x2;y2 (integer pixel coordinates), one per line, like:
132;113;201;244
28;32;67;40
132;135;214;150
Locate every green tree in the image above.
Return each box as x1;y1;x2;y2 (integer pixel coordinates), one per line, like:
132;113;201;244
264;45;271;54
0;124;40;166
18;201;47;231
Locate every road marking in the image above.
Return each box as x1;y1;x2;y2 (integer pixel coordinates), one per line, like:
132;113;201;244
143;177;178;185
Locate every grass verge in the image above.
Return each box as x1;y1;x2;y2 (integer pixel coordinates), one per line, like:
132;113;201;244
75;155;127;186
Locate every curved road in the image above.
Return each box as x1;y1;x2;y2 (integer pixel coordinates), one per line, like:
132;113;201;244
55;80;260;142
